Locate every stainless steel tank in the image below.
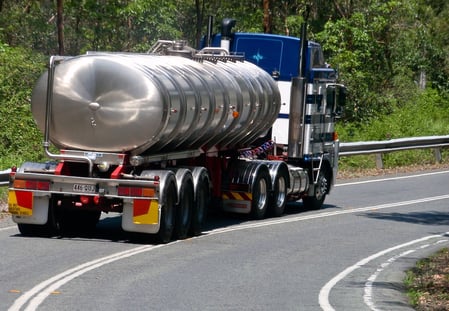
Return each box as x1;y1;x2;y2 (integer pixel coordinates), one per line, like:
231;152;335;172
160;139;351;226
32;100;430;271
31;53;281;155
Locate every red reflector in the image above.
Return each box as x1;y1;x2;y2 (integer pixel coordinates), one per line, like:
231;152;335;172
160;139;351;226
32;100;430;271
93;195;101;205
37;181;50;191
333;131;338;141
117;186;129;196
130;187;143;196
80;196;90;205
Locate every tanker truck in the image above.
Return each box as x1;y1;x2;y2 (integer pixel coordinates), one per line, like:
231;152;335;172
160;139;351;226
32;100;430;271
8;18;346;242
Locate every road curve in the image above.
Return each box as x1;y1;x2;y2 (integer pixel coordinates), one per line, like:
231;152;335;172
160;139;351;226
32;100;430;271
1;169;448;310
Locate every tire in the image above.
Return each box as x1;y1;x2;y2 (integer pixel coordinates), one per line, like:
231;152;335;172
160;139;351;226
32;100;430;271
269;171;288;217
174;180;194;240
18;223;55;237
157;181;176;243
190;178;209;236
303;166;330;210
251;168;270;220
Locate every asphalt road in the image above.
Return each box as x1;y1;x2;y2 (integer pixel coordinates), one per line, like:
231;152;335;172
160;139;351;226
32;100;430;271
1;169;448;311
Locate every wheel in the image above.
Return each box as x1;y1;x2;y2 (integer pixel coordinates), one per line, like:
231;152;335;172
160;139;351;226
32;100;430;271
251;168;270;220
190;177;210;236
157;181;176;243
303;166;330;210
269;171;288;217
174;180;194;240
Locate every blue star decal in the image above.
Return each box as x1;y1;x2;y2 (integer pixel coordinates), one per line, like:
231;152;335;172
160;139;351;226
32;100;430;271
252;50;264;64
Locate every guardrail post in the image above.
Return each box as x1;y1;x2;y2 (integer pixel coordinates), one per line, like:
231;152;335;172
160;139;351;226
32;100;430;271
375;153;383;169
434;148;442;163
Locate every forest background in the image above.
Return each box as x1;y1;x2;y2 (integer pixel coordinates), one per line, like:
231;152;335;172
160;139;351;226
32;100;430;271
0;0;449;171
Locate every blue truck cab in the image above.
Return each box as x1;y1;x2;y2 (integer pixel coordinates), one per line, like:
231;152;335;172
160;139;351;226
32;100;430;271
203;32;336;83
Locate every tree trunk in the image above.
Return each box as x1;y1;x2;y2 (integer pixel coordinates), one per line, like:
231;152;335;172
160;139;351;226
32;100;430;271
57;0;64;55
195;0;204;48
263;0;271;33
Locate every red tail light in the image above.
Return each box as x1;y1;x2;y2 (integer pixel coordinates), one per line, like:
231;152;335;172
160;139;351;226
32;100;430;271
80;196;91;205
14;179;50;191
93;195;101;205
117;186;155;197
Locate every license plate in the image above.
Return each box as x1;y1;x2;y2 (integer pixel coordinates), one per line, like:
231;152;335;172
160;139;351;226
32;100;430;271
73;184;96;193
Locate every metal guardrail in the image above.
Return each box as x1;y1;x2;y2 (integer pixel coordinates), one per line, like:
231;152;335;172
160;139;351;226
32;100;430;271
340;135;449;168
1;135;448;186
0;169;10;187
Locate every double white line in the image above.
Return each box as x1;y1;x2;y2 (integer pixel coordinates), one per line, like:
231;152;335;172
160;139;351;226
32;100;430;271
8;243;170;311
9;193;449;311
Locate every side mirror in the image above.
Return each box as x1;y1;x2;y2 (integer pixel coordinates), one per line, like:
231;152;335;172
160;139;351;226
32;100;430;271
326;84;346;118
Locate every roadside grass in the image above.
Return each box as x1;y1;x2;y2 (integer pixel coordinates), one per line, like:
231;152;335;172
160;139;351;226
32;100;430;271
404;248;449;311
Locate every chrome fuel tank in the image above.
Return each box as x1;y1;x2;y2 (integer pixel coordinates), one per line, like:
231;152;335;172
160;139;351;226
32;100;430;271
31;53;281;155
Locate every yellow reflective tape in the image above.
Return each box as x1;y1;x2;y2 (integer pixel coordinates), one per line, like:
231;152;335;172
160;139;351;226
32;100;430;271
133;200;159;225
8;191;33;216
221;191;252;201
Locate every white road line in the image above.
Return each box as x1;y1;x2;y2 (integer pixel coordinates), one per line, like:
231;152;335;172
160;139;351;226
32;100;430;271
8;194;449;310
8;243;175;311
363;239;448;311
336;170;449;187
0;225;16;232
319;233;449;311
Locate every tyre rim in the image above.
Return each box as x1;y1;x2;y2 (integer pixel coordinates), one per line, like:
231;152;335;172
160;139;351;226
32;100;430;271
166;187;175;228
315;175;328;200
257;178;268;210
275;176;287;208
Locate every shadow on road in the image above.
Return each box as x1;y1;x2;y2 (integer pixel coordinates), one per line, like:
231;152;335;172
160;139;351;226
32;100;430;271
9;201;341;244
361;211;449;226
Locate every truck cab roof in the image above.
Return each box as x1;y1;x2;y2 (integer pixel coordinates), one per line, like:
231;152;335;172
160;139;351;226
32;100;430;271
204;32;334;81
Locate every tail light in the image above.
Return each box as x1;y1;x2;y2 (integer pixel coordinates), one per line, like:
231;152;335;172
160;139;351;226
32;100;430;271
117;186;155;197
13;179;50;191
80;195;91;205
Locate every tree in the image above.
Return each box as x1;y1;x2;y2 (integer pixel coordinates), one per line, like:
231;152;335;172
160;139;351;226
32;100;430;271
56;0;63;55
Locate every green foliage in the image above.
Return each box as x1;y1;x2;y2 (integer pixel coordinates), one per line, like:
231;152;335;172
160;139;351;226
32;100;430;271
0;42;47;169
337;88;449;169
337;88;449;142
404;248;449;309
0;0;448;172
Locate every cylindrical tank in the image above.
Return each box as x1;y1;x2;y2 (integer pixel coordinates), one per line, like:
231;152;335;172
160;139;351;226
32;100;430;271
31;53;281;155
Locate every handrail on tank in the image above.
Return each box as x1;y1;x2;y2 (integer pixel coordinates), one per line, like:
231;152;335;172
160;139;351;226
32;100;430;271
147;40;176;54
44;55;94;176
197;47;230;55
